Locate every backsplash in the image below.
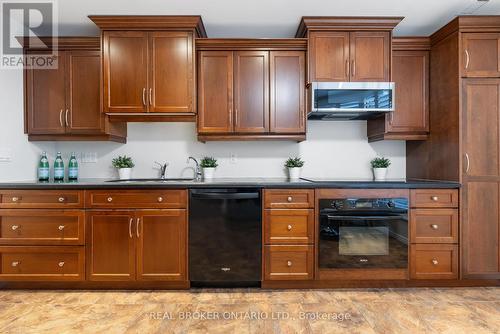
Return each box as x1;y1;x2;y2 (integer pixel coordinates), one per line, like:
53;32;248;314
0;69;405;181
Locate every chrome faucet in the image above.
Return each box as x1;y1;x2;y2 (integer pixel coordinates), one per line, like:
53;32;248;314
154;161;169;179
187;157;202;181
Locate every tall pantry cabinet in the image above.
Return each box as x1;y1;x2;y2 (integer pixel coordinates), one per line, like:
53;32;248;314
406;16;500;279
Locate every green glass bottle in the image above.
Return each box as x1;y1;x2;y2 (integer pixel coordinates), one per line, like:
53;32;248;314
68;152;78;182
54;152;65;182
37;152;49;182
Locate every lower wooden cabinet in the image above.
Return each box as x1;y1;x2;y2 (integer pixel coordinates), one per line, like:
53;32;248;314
410;244;458;280
87;210;187;282
264;245;314;281
0;246;85;281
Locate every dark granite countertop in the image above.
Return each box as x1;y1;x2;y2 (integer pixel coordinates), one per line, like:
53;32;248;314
0;177;460;189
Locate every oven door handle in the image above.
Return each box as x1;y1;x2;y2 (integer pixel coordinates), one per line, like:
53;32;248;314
324;215;404;220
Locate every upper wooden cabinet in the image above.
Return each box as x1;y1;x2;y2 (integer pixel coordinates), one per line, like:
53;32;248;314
462;33;500;77
196;39;307;141
367;37;430;142
22;37;126;142
296;17;402;83
89;15;206;122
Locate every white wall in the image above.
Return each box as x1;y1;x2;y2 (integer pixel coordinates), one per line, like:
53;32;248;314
0;66;405;182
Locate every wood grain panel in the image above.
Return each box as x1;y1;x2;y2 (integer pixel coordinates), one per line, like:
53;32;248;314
85;190;187;209
410;244;458;280
349;31;390;82
264;209;313;244
410;189;458;208
308;31;350;82
0;190;83;209
410;209;458;244
462;33;500;77
264;189;314;209
264;245;313;281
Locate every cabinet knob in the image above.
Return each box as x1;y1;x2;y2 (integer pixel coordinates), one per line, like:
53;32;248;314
107;197;113;202
287;261;293;267
431;224;439;230
287;196;293;202
11;225;19;231
12;197;20;202
431;196;439;201
58;197;65;202
58;225;65;231
58;261;65;267
158;197;164;203
287;224;293;231
11;261;20;267
431;259;439;265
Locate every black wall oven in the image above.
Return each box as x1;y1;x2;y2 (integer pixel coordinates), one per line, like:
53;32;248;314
319;197;408;270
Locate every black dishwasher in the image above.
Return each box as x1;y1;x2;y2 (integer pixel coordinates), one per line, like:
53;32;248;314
189;188;262;287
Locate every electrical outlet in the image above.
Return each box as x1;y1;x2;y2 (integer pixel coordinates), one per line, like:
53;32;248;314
0;148;12;162
230;153;237;164
81;152;97;163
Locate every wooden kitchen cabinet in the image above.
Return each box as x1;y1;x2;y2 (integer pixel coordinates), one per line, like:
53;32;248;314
308;31;350;82
91;16;205;121
367;38;430;142
349;31;390;82
23;37;126;142
196;39;307;141
462;33;500;77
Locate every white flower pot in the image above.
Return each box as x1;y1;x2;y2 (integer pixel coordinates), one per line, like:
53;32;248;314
288;167;302;180
118;168;132;180
202;167;216;180
373;168;388;181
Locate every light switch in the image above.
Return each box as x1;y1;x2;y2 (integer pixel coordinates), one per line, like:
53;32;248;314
81;152;97;163
0;148;12;162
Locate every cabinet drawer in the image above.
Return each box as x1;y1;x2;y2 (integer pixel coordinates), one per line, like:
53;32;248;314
410;189;458;208
0;246;85;281
0;190;84;208
86;190;187;208
410;209;458;244
410;244;458;280
0;210;84;245
264;245;313;280
264;189;314;209
264;209;313;244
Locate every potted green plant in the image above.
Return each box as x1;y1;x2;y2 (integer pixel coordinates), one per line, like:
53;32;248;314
112;155;135;180
200;157;218;180
370;157;391;181
285;157;305;180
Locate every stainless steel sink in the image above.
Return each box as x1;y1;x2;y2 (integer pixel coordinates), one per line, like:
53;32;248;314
105;178;196;183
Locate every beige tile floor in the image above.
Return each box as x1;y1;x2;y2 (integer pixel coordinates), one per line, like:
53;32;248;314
0;287;499;334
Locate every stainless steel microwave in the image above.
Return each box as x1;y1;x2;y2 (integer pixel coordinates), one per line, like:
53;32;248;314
309;82;395;120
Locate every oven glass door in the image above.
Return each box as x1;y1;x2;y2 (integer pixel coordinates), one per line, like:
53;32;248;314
319;213;408;269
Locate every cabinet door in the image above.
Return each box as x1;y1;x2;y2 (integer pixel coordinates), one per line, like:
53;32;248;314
462;79;500;178
66;51;103;134
463;182;500;279
350;32;390;82
197;51;233;133
87;211;136;281
309;31;350;82
149;32;194;113
462;33;500;78
234;51;269;133
26;51;66;134
102;31;148;113
270;51;305;133
136;210;187;281
387;50;429;133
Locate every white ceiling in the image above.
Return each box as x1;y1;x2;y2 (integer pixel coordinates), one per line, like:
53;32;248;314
57;0;500;37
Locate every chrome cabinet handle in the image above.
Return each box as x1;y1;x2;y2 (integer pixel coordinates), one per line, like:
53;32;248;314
58;197;65;202
65;109;69;127
142;88;146;107
465;49;470;69
465;153;470;174
431;259;439;265
107;197;113;202
11;225;19;231
390;111;394;124
345;59;350;77
287;261;292;267
129;218;133;238
431;224;439;230
136;218;140;238
58;225;65;231
287;196;293;202
351;60;356;77
149;88;152;106
11;261;20;267
58;261;65;267
59;109;64;127
287;224;293;231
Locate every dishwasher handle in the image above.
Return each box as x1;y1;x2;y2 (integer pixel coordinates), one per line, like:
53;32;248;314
191;192;260;200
